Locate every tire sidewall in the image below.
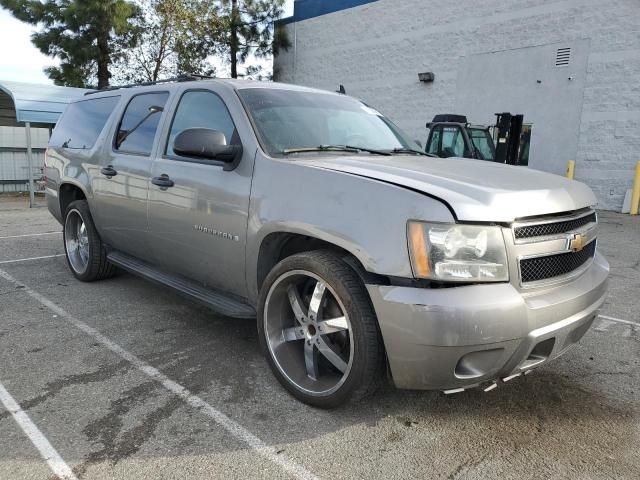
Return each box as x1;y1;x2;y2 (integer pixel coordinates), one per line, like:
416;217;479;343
63;200;99;281
257;252;378;408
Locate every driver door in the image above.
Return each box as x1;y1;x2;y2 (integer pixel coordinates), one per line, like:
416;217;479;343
147;87;253;298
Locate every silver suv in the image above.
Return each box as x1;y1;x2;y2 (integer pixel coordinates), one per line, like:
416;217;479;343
45;79;609;407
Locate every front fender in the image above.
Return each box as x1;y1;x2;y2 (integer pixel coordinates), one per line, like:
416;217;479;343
245;156;455;301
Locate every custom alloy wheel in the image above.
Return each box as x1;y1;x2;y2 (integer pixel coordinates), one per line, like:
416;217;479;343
64;209;90;275
258;251;384;408
63;200;116;282
264;270;354;396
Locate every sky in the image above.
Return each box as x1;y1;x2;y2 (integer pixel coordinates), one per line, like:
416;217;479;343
0;0;295;85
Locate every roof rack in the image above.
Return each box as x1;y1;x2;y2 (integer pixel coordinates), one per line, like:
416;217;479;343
84;74;215;95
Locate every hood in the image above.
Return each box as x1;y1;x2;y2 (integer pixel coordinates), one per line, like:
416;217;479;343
300;155;597;223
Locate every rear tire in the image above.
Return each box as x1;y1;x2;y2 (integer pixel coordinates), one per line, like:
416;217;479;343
63;200;116;282
258;250;384;408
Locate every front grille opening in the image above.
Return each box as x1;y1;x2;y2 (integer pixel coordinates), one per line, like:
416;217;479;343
520;240;596;283
515;212;596;239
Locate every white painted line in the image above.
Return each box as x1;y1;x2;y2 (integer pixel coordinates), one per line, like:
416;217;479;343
598;314;640;328
0;382;78;480
0;232;61;240
0;254;65;265
0;268;317;480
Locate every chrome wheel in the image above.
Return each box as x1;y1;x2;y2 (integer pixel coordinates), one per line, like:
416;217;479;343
264;270;354;396
64;209;90;274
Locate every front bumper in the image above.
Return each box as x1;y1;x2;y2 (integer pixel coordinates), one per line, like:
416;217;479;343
366;252;609;391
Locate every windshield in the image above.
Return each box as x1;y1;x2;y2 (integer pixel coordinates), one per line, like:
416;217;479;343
238;88;420;156
467;127;496;161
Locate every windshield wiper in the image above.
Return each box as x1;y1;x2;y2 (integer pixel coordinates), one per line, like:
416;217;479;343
282;145;391;156
388;148;434;157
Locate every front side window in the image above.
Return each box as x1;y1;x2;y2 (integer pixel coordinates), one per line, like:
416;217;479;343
238;88;419;156
440;126;465;157
115;92;169;155
468;128;496;161
166;90;238;157
49;96;120;149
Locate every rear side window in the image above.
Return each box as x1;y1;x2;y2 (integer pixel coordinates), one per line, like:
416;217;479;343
115;92;169;155
49;96;119;149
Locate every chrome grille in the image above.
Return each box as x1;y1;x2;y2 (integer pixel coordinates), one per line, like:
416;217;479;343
514;212;596;239
520;241;596;283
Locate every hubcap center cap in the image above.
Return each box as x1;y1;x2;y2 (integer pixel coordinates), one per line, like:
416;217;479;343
307;324;317;337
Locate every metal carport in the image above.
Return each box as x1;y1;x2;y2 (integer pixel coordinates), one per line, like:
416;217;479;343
0;81;89;207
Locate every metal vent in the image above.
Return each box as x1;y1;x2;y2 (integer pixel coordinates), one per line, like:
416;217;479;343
555;47;571;67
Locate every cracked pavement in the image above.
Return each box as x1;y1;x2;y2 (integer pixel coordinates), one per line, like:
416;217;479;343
0;196;638;479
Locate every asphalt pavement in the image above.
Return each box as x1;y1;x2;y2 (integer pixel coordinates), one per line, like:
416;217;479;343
0;195;638;479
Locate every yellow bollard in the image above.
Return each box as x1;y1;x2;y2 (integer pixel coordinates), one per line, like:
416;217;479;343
566;160;575;180
631;160;640;215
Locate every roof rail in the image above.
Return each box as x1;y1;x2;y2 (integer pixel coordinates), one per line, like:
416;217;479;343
84;74;215;96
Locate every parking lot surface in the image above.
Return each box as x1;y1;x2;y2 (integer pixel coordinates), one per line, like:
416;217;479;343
0;195;638;479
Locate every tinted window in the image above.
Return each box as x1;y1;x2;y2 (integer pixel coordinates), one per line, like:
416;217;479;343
468;128;495;161
115;92;169;155
441;126;465;157
427;127;441;155
166;90;237;157
49;96;119;149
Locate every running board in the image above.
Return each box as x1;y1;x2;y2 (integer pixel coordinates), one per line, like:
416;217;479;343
107;251;256;319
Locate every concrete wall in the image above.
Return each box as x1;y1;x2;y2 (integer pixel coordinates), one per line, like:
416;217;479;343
274;0;640;211
0;126;49;193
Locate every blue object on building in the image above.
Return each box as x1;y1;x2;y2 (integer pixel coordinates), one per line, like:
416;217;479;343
278;0;379;24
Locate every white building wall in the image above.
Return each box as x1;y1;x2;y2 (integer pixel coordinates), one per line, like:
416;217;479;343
275;0;640;211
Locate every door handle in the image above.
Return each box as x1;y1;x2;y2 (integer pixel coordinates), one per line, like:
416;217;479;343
152;174;175;188
101;165;117;177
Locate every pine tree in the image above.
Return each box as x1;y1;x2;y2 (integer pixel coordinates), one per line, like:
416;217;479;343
0;0;140;88
218;0;290;78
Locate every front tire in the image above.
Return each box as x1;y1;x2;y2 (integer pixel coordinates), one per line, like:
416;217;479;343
258;250;385;408
63;200;115;282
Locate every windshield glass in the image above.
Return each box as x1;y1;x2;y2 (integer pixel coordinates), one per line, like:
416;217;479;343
468;127;496;161
238;88;420;156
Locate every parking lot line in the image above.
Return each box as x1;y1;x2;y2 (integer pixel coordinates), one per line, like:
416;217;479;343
0;267;318;480
0;232;61;240
598;314;640;328
0;254;65;265
0;382;78;480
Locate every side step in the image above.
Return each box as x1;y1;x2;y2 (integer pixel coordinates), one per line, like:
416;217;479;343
107;251;256;319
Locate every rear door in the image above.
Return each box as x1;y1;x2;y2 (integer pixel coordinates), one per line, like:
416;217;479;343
91;91;170;261
147;86;253;297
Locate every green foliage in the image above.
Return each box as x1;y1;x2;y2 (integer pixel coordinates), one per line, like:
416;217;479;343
0;0;140;88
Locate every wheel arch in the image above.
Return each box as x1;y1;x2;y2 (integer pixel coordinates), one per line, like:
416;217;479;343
59;182;88;217
255;230;387;299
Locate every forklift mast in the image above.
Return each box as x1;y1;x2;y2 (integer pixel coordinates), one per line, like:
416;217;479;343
494;113;524;165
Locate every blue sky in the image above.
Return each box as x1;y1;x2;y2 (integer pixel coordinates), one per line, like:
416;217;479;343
0;0;295;84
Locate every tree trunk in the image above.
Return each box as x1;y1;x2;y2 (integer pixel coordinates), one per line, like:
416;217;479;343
230;0;239;78
97;31;110;89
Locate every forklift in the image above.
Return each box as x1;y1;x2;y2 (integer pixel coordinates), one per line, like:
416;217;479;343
424;113;530;166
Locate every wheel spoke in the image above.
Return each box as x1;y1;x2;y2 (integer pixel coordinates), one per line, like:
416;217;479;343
282;326;305;342
287;285;308;325
308;281;326;321
304;341;319;380
317;336;348;373
318;316;348;335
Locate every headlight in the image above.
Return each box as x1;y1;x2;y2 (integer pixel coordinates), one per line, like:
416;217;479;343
408;221;509;282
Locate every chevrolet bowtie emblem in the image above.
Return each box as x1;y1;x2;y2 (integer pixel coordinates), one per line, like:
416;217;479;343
568;233;586;252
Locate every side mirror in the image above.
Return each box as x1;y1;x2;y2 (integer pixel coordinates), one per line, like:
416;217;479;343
173;128;242;170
